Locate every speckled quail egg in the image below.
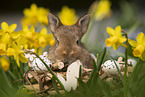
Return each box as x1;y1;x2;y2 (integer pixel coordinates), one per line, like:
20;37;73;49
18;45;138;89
102;60;121;74
127;59;137;67
30;55;52;73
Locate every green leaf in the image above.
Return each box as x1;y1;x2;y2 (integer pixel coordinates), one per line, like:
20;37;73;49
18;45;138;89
87;59;96;86
129;59;141;82
52;77;61;95
0;64;12;88
97;47;106;71
97;78;112;97
8;70;17;80
113;60;124;84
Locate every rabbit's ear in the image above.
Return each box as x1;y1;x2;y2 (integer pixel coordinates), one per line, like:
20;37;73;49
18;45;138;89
47;13;61;33
76;14;90;35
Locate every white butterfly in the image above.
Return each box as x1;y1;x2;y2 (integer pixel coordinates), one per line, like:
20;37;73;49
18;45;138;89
57;60;82;92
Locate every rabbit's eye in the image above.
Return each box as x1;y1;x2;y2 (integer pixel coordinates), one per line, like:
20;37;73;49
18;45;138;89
76;40;79;45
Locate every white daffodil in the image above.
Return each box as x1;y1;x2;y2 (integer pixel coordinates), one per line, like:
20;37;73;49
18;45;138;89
57;60;82;92
102;60;120;74
127;59;137;67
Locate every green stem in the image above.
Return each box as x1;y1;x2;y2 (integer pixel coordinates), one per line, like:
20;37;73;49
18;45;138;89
24;50;65;91
129;59;141;82
122;31;128;97
97;47;106;71
8;70;17;80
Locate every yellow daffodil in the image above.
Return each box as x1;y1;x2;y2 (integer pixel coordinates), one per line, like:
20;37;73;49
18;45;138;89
7;42;28;67
22;3;49;25
38;28;48;47
0;56;10;71
37;28;55;47
20;24;38;49
128;32;145;61
0;22;17;34
58;6;78;26
0;22;20;55
105;26;127;50
0;22;20;44
49;38;55;46
0;43;6;55
22;24;37;40
95;0;112;21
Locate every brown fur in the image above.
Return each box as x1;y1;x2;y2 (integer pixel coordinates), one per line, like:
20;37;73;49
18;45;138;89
47;13;93;68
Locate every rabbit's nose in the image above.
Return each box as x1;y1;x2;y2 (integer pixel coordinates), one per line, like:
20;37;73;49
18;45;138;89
62;51;68;57
69;50;74;56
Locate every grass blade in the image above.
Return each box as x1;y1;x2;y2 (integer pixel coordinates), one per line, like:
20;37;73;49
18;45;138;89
52;76;61;95
97;77;112;97
97;47;106;71
114;60;124;85
87;60;96;86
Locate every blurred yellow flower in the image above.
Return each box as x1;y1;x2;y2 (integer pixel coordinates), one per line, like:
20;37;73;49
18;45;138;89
38;28;55;47
0;43;7;55
0;22;17;34
128;32;145;61
38;28;48;47
0;22;20;55
20;24;38;49
105;26;127;50
58;6;78;26
0;56;10;71
95;0;112;21
49;38;55;46
7;42;28;67
22;3;49;25
20;25;54;49
0;22;20;44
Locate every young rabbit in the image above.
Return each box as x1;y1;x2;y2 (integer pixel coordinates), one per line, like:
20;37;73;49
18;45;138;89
47;13;93;68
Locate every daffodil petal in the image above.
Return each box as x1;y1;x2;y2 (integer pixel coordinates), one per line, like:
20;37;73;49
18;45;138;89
19;50;25;54
11;32;20;39
11;42;18;49
120;43;127;48
31;3;37;10
30;26;35;32
16;56;20;67
141;50;145;61
49;39;55;46
19;54;28;63
0;56;10;71
105;37;118;47
23;24;29;32
0;30;4;35
119;36;127;43
6;48;15;56
8;24;17;33
128;39;137;47
1;33;10;44
106;27;114;36
39;37;46;47
133;45;144;57
40;28;47;35
105;38;112;47
0;43;6;55
137;32;144;45
115;26;121;36
112;42;119;50
1;22;8;30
